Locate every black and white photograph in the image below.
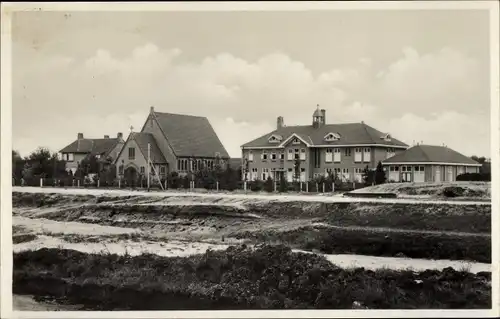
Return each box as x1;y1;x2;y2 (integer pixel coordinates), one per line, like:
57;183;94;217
1;1;499;317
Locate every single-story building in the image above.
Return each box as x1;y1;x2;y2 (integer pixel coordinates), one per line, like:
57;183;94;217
382;144;481;183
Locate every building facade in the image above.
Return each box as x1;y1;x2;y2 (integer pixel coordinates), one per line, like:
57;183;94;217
59;132;125;174
114;107;230;180
382;144;481;183
241;106;409;182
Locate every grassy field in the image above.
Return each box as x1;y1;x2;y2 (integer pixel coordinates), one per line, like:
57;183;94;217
11;189;492;310
13;245;491;310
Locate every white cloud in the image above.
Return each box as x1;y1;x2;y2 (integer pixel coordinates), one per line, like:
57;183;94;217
13;43;490;158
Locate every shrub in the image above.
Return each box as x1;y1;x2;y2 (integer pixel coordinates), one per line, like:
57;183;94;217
264;176;274;192
456;173;490;182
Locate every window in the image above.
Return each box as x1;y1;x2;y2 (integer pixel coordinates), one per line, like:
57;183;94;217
271;153;277;161
363;148;371;163
333;148;341;162
160;166;166;174
280;152;285;160
325;149;333;162
287;149;294;161
300;148;306;160
386;148;396;159
95;154;101;159
262;168;269;180
128;147;135;160
354;148;362;163
294;149;300;160
292;138;300;145
251;168;258;180
268;135;282;143
248;151;254;162
301;168;306;172
262;152;268;160
344;148;351;156
324;132;341;142
140;166;145;174
65;153;74;162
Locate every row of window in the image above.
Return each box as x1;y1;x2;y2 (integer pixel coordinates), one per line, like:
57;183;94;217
245;167;366;181
118;164;166;175
248;147;376;163
389;166;425;172
177;158;216;172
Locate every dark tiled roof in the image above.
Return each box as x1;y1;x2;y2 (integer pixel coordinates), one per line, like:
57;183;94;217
60;138;120;155
382;145;480;165
153;112;230;158
241;122;408;148
131;132;166;163
228;158;242;168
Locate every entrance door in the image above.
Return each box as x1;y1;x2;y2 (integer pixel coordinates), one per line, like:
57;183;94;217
124;166;138;187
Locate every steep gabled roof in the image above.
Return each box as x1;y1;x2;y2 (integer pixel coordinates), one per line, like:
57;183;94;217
382;144;480;165
60;138;120;155
241;122;408;148
152;112;230;158
114;132;166;164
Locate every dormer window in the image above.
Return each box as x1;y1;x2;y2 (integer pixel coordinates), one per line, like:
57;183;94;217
324;132;341;142
381;133;392;142
268;134;282;144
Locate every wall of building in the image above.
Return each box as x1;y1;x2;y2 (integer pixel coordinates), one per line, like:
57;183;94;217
114;139;148;177
64;153;87;174
243;145;401;182
141;114;177;169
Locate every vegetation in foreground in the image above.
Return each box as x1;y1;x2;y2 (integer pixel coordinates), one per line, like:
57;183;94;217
234;225;491;263
14;245;491;310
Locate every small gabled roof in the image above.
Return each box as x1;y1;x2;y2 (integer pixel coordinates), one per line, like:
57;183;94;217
152;112;230;158
241;122;408;148
60;137;120;155
383;144;480;165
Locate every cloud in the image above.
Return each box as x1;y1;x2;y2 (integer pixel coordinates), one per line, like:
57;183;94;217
13;43;490;158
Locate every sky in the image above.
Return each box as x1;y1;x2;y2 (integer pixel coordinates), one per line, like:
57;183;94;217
11;9;492;158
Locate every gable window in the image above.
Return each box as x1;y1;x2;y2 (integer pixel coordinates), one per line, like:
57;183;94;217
324;132;341;142
325;148;333;162
344;148;351;157
300;148;306;160
248;151;254;162
381;133;392;142
354;148;362;163
292;138;301;145
128;147;135;160
363;148;371;163
268;135;282;144
333;148;341;163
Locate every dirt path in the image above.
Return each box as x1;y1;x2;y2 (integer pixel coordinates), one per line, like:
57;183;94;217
13;186;491;206
12;294;83;311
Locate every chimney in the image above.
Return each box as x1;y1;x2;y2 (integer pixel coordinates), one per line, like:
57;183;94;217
117;132;123;139
277;116;284;129
321;109;326;125
104;135;109;139
150;106;155;113
77;133;84;139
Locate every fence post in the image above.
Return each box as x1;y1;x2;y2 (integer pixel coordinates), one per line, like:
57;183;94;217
72;179;75;187
274;181;277;192
40;178;43;188
54;179;57;187
244;181;247;191
316;183;319;193
216;181;219;191
300;182;303;192
306;182;309;193
97;180;100;188
77;179;80;188
118;179;121;188
164;179;167;190
353;182;355;190
332;183;335;193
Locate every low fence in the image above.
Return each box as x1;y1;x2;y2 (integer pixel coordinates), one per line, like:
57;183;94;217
12;177;367;194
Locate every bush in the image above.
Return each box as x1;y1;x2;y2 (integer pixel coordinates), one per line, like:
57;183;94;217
264;177;274;192
249;180;264;192
13;245;492;310
456;173;490;182
442;186;465;198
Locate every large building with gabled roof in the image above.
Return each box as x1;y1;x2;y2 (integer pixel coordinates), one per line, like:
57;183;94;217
241;105;409;182
114;107;230;180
